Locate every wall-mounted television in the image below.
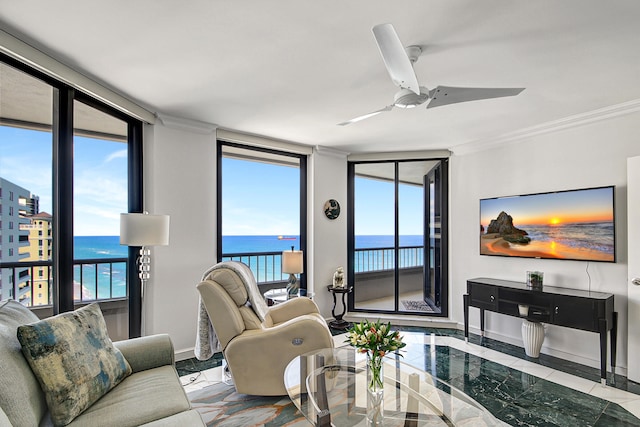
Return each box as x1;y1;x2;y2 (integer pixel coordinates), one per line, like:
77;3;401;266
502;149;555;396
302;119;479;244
480;186;615;262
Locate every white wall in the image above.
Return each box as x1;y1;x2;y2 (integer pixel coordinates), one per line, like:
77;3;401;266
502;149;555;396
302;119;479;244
139;110;639;371
627;156;640;382
309;147;348;319
142;119;217;358
450;112;640;373
140;124;347;358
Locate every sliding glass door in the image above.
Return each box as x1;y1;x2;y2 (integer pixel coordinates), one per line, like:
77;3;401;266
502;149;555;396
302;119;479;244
348;159;448;316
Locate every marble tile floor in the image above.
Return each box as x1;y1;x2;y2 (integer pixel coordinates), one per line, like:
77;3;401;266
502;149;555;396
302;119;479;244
178;328;640;426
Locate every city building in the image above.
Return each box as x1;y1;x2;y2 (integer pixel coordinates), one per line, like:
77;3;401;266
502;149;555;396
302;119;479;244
0;177;40;304
19;211;52;306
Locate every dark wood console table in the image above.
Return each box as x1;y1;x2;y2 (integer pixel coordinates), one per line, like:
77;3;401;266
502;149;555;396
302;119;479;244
464;277;617;385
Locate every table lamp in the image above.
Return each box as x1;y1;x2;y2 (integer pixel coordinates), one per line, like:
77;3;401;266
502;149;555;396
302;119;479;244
282;246;303;298
120;212;170;298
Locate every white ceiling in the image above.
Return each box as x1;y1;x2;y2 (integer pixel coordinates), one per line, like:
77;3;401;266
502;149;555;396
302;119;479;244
1;0;639;154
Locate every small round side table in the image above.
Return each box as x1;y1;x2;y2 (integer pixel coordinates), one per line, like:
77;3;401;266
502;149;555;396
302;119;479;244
327;285;353;330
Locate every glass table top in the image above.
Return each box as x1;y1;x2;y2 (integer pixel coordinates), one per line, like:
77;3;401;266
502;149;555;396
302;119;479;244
284;347;506;427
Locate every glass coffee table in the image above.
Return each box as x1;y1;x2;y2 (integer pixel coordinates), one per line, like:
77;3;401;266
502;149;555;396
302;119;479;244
284;348;505;427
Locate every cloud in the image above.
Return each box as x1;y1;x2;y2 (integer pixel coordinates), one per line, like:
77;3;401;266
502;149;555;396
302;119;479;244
105;149;127;163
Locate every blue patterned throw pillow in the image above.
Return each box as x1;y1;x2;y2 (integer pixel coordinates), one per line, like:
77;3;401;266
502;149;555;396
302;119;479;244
17;303;131;426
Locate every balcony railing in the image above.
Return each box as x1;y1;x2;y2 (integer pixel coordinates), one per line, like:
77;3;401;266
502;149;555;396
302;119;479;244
221;251;289;283
1;246;426;305
354;245;424;273
74;258;128;301
0;258;127;307
221;246;425;285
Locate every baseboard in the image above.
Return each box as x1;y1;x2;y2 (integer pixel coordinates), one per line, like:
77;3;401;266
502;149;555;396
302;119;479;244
344;312;458;329
175;347;196;362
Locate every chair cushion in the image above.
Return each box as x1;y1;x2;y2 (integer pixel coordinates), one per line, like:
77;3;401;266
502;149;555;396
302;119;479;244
139;409;204;426
201;261;269;321
17;303;132;426
0;300;48;427
61;366;192;427
206;268;248;306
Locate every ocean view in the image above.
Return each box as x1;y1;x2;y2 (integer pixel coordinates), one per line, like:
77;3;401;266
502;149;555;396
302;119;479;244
74;236;127;300
74;235;424;299
73;234;425;260
519;222;614;255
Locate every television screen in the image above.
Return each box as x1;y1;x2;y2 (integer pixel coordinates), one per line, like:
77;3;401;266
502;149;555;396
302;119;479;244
480;186;615;262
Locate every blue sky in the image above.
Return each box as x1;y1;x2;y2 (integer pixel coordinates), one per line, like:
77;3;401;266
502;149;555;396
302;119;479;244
222;157;300;235
223;157;424;236
1;125;127;236
355;176;424;235
2;124;425;237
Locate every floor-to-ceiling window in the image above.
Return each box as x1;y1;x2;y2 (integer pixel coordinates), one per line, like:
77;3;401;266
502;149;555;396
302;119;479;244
0;55;143;334
216;141;307;290
348;158;448;316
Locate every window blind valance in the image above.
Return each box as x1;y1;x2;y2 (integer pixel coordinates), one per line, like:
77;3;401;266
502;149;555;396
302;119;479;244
217;128;313;156
0;29;155;124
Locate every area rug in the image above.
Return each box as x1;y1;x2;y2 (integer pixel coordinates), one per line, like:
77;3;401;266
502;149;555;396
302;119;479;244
401;299;435;312
187;381;310;427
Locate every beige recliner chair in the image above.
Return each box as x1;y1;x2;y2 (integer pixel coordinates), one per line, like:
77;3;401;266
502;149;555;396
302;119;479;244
196;261;334;396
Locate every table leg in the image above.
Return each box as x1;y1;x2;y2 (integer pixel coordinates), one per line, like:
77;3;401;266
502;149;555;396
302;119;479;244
404;373;420;427
314;354;331;427
599;318;607;386
611;311;618;384
330;292;338;320
463;294;469;342
480;308;485;336
328;290;351;330
336;292;348;321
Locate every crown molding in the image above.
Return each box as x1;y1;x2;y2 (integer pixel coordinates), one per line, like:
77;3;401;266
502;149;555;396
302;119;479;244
156;113;217;134
451;98;640;155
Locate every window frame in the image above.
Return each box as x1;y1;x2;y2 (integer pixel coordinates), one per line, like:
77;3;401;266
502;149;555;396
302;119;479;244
1;53;144;336
216;140;308;290
347;158;449;317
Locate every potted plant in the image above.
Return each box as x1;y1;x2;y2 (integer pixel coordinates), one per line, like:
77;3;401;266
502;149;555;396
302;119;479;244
527;271;544;290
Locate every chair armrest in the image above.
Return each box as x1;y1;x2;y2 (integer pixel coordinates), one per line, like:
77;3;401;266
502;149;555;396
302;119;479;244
265;298;320;325
114;334;175;373
225;315;334;395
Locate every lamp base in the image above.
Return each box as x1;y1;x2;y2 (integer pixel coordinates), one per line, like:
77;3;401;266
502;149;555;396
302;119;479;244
138;246;151;299
286;274;299;299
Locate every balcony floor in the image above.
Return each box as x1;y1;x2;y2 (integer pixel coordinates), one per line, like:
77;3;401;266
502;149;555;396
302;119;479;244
355;290;438;313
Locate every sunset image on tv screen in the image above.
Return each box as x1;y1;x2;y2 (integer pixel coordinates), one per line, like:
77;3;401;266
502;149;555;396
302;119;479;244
480;186;615;262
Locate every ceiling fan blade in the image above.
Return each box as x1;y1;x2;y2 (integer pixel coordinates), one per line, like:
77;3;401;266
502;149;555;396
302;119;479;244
427;86;524;109
337;105;394;126
372;24;420;95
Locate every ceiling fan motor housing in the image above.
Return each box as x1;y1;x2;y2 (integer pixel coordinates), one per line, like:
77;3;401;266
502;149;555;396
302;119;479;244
393;87;429;108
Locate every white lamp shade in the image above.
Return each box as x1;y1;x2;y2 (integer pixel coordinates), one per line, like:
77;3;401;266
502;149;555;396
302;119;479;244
120;213;170;246
282;250;303;274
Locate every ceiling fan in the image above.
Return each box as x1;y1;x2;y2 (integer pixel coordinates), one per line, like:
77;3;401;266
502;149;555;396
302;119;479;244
338;23;525;126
